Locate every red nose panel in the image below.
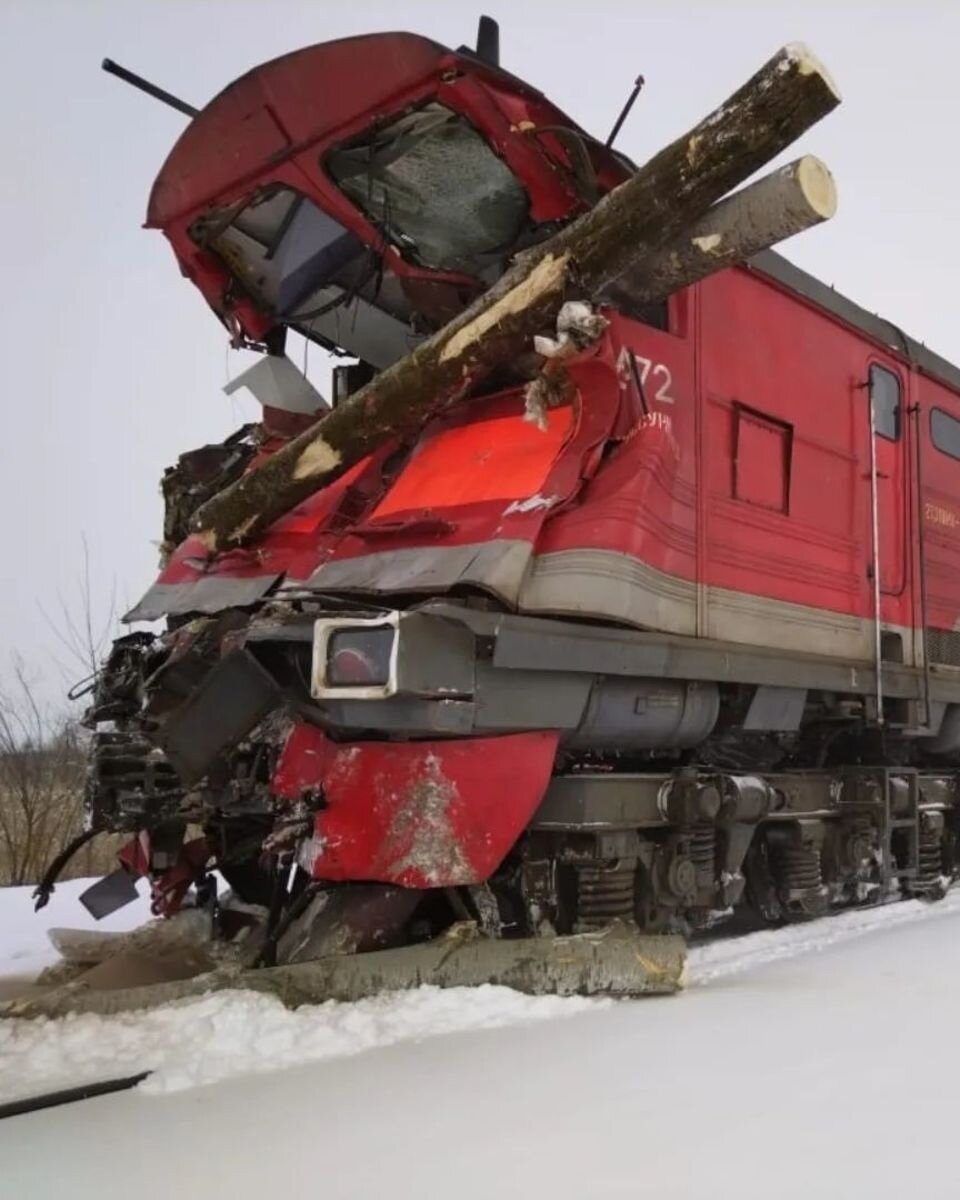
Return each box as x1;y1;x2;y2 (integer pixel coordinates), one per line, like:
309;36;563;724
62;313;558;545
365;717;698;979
272;723;560;888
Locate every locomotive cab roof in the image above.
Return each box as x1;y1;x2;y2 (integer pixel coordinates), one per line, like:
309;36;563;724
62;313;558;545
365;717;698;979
146;30;631;365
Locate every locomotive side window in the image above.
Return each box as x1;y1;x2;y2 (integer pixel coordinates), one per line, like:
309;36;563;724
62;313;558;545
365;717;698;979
869;364;901;441
930;408;960;460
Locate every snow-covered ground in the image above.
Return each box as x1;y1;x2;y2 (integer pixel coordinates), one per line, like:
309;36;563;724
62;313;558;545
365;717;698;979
3;881;960;1198
0;876;151;980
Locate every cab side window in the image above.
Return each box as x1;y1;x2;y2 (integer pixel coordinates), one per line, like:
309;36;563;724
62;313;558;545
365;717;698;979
870;364;901;441
931;408;960;459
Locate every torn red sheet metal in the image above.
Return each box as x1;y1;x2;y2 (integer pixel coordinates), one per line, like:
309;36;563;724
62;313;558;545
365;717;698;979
272;723;560;887
123;454;380;621
300;361;623;603
147;32;629;350
118;832;211;917
126;358;623;621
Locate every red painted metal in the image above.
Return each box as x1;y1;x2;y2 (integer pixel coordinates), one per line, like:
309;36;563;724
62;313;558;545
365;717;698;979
146;252;960;653
154;453;378;589
118;833;211;917
272;723;560;887
150;368;619;602
148;31;629;347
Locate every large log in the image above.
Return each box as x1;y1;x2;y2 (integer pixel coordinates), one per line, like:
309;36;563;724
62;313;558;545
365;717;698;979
0;927;688;1019
603;154;837;310
192;44;840;553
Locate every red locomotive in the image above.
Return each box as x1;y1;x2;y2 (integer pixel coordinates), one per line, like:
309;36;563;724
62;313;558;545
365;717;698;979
61;25;960;981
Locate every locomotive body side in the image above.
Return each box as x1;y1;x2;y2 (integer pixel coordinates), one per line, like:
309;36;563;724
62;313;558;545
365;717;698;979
526;250;960;692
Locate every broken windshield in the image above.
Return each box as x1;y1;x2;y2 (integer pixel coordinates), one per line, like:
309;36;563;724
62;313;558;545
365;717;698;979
327;102;529;278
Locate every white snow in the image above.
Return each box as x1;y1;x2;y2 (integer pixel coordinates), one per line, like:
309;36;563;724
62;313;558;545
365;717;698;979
691;884;960;982
4;881;960;1198
0;875;150;979
0;984;600;1101
0;879;600;1100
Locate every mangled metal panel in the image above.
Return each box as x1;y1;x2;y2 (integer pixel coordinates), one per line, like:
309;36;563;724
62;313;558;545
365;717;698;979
124;576;281;623
272;722;560;887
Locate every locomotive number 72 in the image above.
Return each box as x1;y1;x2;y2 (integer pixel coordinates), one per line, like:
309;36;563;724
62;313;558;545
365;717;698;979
631;355;675;405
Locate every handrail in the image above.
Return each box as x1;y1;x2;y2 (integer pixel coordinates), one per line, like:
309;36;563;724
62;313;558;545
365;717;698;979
912;401;932;725
867;385;884;724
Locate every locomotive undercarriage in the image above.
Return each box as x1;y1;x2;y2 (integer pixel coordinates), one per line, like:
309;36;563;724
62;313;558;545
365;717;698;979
526;765;957;935
75;597;960;961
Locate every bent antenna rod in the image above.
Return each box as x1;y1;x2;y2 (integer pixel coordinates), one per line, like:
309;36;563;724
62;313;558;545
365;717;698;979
101;58;198;118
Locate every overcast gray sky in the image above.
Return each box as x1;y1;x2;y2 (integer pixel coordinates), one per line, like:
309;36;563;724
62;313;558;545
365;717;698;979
0;0;956;706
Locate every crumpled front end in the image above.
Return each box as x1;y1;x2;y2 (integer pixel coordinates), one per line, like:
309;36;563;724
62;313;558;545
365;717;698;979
74;598;574;936
39;602;693;1009
74;590;717;952
272;723;560;888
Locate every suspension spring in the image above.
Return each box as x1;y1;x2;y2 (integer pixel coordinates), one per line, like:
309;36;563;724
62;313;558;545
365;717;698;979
775;842;824;912
915;825;944;893
575;864;636;930
688;825;717;889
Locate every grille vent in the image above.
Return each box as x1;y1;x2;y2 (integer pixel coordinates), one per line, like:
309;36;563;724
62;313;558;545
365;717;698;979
926;627;960;666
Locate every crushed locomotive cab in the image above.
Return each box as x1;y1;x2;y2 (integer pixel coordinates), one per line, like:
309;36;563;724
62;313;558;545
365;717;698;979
21;21;960;1016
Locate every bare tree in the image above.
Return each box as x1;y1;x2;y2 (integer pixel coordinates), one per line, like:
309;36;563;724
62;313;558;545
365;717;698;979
41;536;118;694
0;541;122;887
0;662;87;886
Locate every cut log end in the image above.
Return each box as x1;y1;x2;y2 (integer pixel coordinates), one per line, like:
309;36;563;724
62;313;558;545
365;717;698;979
783;41;842;102
605;153;838;311
793;153;837;219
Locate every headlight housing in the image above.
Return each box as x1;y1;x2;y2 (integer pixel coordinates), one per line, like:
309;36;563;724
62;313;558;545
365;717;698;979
327;627;395;686
311;613;399;699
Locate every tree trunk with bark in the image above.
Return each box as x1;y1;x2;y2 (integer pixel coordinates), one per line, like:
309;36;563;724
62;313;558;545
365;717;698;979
0;926;688;1018
192;44;840;553
602;154;837;310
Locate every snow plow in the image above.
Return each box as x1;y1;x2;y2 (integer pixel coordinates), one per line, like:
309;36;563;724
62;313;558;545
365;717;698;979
16;18;960;1019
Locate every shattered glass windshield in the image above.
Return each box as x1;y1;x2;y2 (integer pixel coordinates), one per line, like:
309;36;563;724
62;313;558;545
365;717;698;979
327;102;529;278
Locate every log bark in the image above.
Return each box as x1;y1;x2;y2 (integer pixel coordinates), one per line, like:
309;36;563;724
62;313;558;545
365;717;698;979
0;926;687;1019
192;44;840;553
602;154;836;310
